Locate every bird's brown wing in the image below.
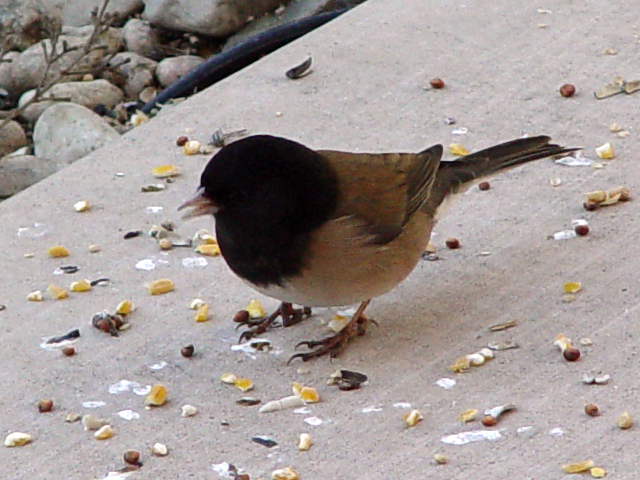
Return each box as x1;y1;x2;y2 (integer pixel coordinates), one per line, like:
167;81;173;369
318;145;443;245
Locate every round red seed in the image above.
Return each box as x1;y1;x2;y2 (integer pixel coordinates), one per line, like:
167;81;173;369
478;181;491;191
575;224;589;236
445;237;460;249
429;78;445;89
559;84;576;97
563;347;581;361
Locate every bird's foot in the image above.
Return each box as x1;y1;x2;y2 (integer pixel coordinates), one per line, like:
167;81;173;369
287;299;371;363
237;302;312;342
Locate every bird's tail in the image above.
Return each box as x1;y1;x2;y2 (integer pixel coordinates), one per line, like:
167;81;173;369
421;135;580;218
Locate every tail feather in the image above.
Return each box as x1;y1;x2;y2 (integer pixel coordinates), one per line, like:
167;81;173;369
421;136;579;218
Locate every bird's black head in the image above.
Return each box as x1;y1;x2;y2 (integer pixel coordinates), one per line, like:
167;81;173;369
197;135;339;286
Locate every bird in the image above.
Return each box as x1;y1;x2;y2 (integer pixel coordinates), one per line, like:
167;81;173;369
179;134;577;362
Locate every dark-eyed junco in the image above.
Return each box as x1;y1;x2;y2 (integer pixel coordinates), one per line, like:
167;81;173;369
179;134;577;361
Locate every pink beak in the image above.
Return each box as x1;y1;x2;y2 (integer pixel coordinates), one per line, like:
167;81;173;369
177;187;220;219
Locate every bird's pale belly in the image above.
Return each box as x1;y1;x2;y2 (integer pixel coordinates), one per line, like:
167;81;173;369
249;212;434;307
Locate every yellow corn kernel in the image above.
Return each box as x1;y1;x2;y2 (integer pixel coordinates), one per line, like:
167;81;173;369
70;280;92;292
116;300;133;315
47;284;68;300
595;142;614;159
144;385;167;406
297;433;312;451
183;140;201;155
48;245;70;258
271;466;299;480
27;290;43;301
151;165;180;178
233;377;254;392
94;425;113;440
220;373;237;384
194;303;209;322
564;282;582;294
200;234;217;244
449;143;469;156
404;409;423;427
245;299;265;318
158;238;173;250
147;279;174;295
562;460;594;474
590;467;606;478
459;408;478;423
195;244;220;256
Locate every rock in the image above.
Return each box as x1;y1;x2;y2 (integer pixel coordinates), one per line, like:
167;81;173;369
18;79;124;123
46;0;143;27
123;18;161;57
33;102;120;165
0;0;63;51
0;154;59;197
142;0;283;37
10;28;123;95
0;120;27;157
0;51;19;93
107;52;157;99
156;55;204;88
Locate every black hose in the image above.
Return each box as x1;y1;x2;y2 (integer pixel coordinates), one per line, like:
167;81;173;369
140;9;348;113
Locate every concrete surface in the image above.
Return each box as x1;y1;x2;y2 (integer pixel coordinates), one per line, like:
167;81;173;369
0;0;638;479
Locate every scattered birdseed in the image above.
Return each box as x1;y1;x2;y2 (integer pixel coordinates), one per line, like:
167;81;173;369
435;378;456;389
297;433;312;451
144;385;167;406
488;320;517;332
245;299;265;318
459;409;479;423
449;143;469;156
65;413;80;422
550;177;562;186
27;290;43;301
158;238;172;250
236;397;261;406
482;403;515;426
327;369;368;390
141;183;166;192
445;237;460;249
433;453;448;465
181;344;195;358
595;142;615;159
183;140;201;155
62;346;75;356
181;405;197;417
450;348;494;372
580;338;593;346
585;404;600;417
585;186;631;207
562;460;594;474
404;409;423;427
117;410;140;420
590;467;606;478
304;416;323;426
252;435;278;448
151;165;181;178
293;383;320;403
194;303;209;322
70;280;92;292
271;466;299;480
46;284;68;300
617;411;633;429
151;443;168;456
48;245;70;257
564;282;582;294
4;432;32;447
286;55;313;79
582;374;610;385
92;311;126;336
147;279;174;295
131;110;149;126
123;450;140;466
195;244;220;256
429;77;445;89
90;277;109;286
95;425;113;440
554;333;581;361
259;395;305;413
83;414;108;431
38;399;53;413
123;230;142;239
73;200;90;212
441;430;502;445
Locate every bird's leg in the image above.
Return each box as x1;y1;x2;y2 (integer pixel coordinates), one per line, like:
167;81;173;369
237;302;312;342
288;299;371;363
